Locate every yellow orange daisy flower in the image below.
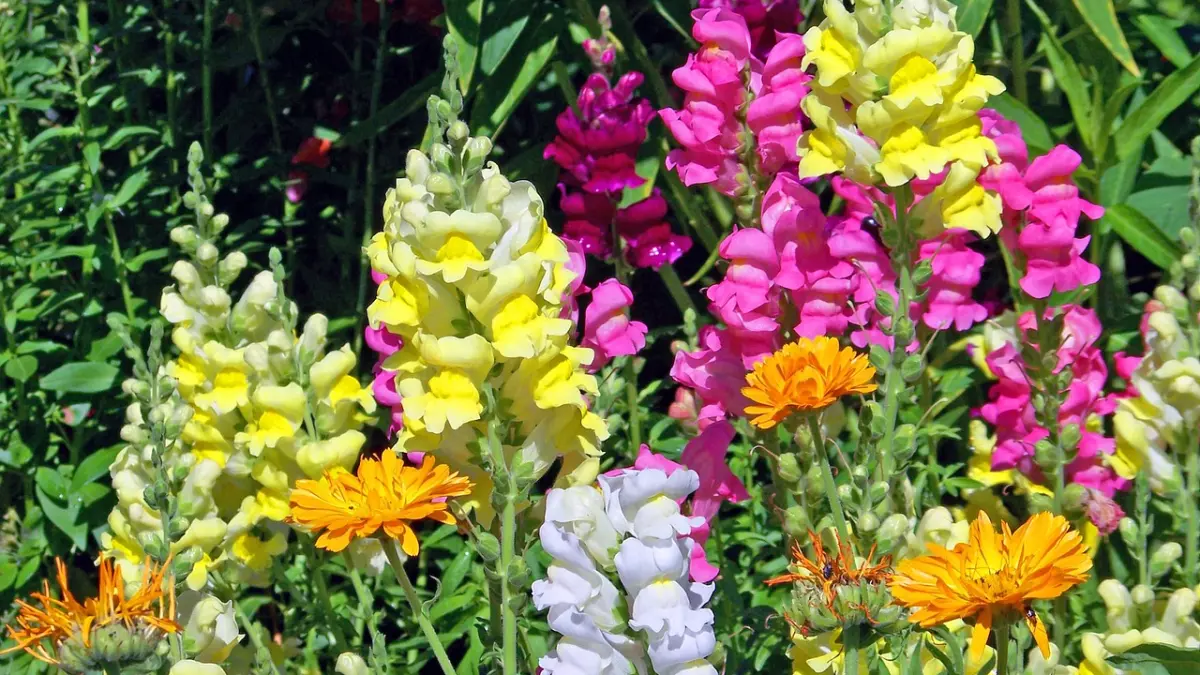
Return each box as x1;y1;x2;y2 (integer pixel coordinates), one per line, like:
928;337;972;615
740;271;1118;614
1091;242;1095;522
289;452;473;555
741;337;877;429
890;511;1091;661
1;557;180;666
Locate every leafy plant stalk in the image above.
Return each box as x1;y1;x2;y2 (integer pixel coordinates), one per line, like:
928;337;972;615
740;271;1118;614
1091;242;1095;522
383;540;458;675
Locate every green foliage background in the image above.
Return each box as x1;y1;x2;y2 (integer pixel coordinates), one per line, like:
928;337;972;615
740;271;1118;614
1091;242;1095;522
1;0;1198;672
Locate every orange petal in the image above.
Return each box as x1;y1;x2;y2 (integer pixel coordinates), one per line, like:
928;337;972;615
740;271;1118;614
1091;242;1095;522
969;608;992;663
1026;610;1050;659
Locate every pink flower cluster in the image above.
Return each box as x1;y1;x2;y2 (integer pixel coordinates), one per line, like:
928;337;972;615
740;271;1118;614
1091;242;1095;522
611;421;749;582
978;305;1128;505
659;8;810;194
546;71;691;269
581;278;647;370
366;275;405;437
698;0;801;59
979;110;1103;299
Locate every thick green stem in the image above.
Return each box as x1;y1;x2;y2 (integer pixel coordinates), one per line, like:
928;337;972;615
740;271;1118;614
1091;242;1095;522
1006;0;1027;103
384;541;458;675
877;188;916;486
809;413;851;544
311;548;350;649
841;624;860;675
996;619;1012;675
499;497;520;674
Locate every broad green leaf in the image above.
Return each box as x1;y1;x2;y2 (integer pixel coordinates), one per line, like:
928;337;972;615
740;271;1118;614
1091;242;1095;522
1134;15;1192;69
986;93;1053;154
0;560;16;592
71;447;120;492
445;0;484;92
110;169;149;209
36;486;87;551
1116;54;1200;160
479;4;531;76
1027;0;1092;144
339;72;439;148
950;0;993;38
35;467;70;501
1108;643;1200;675
1071;0;1139;75
1103;204;1182;270
4;354;37;383
1099;149;1142;205
471;14;561;136
38;361;119;394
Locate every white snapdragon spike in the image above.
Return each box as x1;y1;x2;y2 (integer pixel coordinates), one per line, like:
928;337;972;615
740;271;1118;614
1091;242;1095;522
545;485;621;567
535;491;647;675
600;468;703;540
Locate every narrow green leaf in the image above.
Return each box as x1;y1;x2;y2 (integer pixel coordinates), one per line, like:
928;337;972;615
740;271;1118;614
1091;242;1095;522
338;73;439;148
38;361;119;394
102;125;160;150
1134;15;1192;69
1027;0;1092;144
986;93;1054;154
479;4;531;76
26;126;79;152
1092;79;1139;161
445;0;484;92
1071;0;1139;75
1116;54;1200;160
1108;643;1200;675
1103;204;1183;270
471;14;561;136
110;170;149;209
950;0;994;38
83;142;101;175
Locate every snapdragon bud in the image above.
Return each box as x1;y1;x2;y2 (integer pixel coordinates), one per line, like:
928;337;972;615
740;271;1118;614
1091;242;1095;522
199;202;215;219
856;512;879;534
1150;542;1182;581
777;453;802;484
1154;285;1188;313
876;513;909;551
196;242;218;265
218;251;248;285
335;653;369;675
299;314;329;358
1118;517;1140;551
426;172;456;196
209;212;230;234
1098;578;1134;633
170;226;198;247
784;506;809;538
447;120;469;146
464;136;492;173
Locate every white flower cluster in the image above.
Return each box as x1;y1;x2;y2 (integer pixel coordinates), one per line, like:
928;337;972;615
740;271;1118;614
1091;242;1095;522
533;469;719;675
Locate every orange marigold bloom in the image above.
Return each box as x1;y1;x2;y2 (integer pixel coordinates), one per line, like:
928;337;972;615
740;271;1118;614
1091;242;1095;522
766;529;892;609
741;337;877;428
890;511;1091;661
1;557;180;666
289;452;473;555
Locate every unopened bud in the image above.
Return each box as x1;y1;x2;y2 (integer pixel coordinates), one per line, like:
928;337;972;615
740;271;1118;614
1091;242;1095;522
475;532;501;562
1150;542;1182;581
447;120;469;145
857;512;880;534
210;213;230;234
170;226;199;246
426;172;455;196
778;454;802;484
1118;517;1140;551
1060;423;1082;452
196;242;218;265
336;653;370;675
219;251;248;283
784;506;809;538
876;513;909;549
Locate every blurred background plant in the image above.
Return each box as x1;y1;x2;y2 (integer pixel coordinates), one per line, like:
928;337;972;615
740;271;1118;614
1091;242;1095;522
1;0;1199;672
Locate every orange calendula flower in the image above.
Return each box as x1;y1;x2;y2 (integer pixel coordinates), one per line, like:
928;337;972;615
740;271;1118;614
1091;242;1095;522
742;336;877;428
766;529;892;614
289;452;473;555
1;557;180;666
890;511;1091;661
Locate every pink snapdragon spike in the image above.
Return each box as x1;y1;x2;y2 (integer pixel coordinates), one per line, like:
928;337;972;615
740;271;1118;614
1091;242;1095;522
698;0;802;58
746;33;809;175
980;305;1128;504
546;59;692;268
918;232;989;331
581;279;648;370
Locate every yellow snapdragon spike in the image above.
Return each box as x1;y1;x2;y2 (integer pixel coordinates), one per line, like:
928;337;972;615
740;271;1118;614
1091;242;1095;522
235;383;307;456
231;531;287;571
911;162;1002;237
296;430;366;478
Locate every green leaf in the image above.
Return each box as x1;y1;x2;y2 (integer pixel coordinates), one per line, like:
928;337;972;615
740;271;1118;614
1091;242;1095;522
4;354;37;383
1027;0;1092;144
986;93;1054;154
35;467;70;501
1103;204;1183;270
1116;54;1200;160
83;142;101;175
36;486;87;551
109;169;149;209
71;447;120;492
26;126;79;152
38;361;119;394
471;13;561;136
102;125;160;150
950;0;994;38
338;72;439;148
445;0;484;92
1108;643;1200;675
652;0;695;41
479;4;532;76
1070;0;1139;75
1134;15;1192;69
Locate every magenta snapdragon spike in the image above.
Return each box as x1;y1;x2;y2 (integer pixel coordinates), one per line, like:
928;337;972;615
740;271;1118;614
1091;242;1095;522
546;68;692;269
979;305;1128;501
698;0;802;59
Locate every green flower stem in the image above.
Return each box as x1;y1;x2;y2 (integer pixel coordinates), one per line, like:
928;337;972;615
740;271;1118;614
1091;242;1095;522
353;0;392;355
1185;428;1199;586
384;541;458;675
809;413;851;545
658;263;698;316
612;216;642;450
311;546;350;649
877;186;916;486
841;624;860;675
161;0;178;172
235;601;283;675
995;618;1012;675
1135;470;1151;587
499;494;520;675
202;0;214;157
1006;0;1027;103
103;663;122;675
344;559;390;668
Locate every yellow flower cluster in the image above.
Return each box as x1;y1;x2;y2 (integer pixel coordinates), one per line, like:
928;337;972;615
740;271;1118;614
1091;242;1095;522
797;0;1005;237
103;161;375;588
367;135;607;524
